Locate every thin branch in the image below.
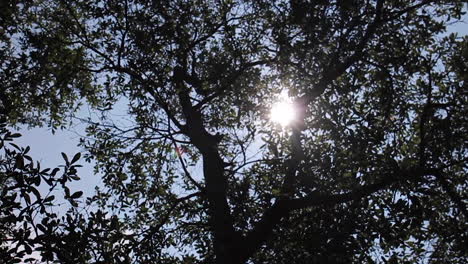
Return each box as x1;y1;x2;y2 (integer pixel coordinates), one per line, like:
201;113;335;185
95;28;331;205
193;59;275;110
169;134;204;191
141;191;202;239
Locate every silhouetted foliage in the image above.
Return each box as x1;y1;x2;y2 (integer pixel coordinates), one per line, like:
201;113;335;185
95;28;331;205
0;121;83;263
1;0;467;263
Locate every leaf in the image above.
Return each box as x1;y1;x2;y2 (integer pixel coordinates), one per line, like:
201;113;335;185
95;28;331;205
70;191;83;199
64;186;70;197
50;168;60;176
29;187;41;200
33;175;41;186
10;143;21;151
70;152;81;164
23;155;33;162
24;244;32;254
10;133;21;138
69;174;80;180
71;152;81;164
44;195;55;203
15;154;24;169
272;189;281;196
23;193;31;205
61;152;69;164
37;224;47;233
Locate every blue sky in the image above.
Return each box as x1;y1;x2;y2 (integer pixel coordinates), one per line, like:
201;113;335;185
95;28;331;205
14;120;100;198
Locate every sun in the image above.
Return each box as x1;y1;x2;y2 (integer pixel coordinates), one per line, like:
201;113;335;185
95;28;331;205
270;99;296;127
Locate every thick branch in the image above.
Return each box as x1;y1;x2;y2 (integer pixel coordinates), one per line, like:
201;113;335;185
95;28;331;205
240;166;438;263
289;168;440;210
174;67;241;263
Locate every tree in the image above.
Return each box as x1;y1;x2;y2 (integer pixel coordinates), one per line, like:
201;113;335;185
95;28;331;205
1;0;467;263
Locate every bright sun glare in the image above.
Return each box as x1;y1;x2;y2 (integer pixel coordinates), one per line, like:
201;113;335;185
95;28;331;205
270;99;296;127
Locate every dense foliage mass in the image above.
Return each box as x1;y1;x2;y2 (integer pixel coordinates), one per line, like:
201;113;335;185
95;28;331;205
1;0;467;263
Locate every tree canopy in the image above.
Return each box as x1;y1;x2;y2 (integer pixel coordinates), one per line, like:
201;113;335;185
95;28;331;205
1;0;467;263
